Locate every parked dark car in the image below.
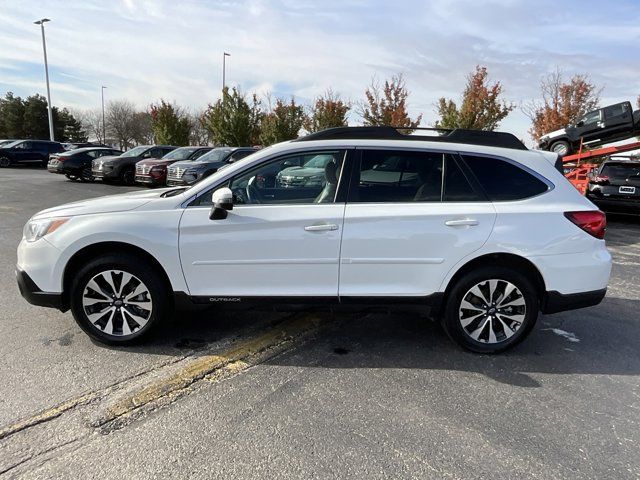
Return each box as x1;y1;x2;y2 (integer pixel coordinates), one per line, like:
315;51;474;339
135;146;213;187
0;139;65;167
586;159;640;214
48;147;123;181
166;147;257;186
538;101;640;156
92;145;177;185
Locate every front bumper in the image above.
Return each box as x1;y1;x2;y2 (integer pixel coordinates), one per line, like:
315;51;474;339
16;267;67;311
166;178;189;186
92;167;118;180
542;288;606;314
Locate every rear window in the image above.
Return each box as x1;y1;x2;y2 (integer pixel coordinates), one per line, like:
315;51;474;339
461;155;549;201
601;163;640;179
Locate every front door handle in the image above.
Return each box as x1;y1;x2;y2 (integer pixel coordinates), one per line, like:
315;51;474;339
445;219;479;227
304;224;338;232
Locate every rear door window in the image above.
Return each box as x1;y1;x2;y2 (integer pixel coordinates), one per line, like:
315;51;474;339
352;150;443;203
461;155;549;201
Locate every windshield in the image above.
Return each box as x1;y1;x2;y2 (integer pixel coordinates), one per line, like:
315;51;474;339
602;164;640;179
1;140;22;149
162;148;198;160
120;146;149;158
194;148;232;163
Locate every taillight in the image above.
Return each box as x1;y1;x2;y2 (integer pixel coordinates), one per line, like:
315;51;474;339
564;211;606;239
592;175;609;185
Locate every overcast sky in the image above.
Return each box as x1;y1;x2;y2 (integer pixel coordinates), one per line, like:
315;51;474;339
1;0;639;144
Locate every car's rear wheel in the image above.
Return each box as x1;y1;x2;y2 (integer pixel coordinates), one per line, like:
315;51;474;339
0;156;11;168
120;167;135;185
441;267;538;353
70;254;170;344
550;140;571;157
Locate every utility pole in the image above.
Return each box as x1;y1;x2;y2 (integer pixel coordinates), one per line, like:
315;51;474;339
101;86;107;144
34;18;54;141
222;52;230;92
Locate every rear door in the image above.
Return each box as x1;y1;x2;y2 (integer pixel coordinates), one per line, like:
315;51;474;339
338;149;496;298
602;102;633;137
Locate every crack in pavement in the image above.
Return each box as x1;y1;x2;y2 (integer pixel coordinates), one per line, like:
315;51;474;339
0;313;333;476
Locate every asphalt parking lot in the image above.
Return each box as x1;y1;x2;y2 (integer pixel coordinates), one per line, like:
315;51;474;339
1;167;639;479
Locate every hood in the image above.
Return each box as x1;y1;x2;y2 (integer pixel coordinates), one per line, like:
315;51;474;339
32;189;171;219
540;128;566;141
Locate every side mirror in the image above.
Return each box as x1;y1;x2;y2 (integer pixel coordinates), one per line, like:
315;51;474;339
209;187;233;220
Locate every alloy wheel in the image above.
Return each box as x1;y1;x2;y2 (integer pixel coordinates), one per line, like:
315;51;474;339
81;269;153;337
552;143;568;156
458;279;526;344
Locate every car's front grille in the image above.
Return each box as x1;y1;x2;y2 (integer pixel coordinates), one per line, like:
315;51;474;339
136;164;151;175
167;166;185;179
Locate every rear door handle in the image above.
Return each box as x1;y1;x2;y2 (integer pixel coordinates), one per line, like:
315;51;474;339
445;219;479;227
304;224;338;232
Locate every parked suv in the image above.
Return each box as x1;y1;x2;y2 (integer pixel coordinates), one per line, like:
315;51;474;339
16;127;611;353
92;145;176;185
586;158;640;214
135;146;213;187
48;147;123;181
0;139;65;167
166;147;257;186
538;101;640;156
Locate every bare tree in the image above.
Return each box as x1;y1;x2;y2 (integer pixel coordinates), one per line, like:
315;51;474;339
190;110;213;145
106;100;138;150
75;108;106;144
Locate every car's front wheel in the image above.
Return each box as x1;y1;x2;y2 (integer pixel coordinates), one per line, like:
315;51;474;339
0;156;11;168
70;254;171;344
120;167;135;185
441;267;539;353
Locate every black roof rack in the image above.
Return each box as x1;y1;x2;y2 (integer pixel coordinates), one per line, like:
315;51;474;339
293;126;527;151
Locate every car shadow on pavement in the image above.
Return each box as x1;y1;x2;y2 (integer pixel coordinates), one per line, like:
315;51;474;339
261;295;640;389
92;295;640;390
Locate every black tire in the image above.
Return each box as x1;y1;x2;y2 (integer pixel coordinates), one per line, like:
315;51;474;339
550;140;571;157
441;266;539;354
79;166;94;182
0;156;11;168
70;253;171;345
120;167;135;185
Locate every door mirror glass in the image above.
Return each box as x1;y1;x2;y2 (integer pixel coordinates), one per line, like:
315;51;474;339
210;187;234;220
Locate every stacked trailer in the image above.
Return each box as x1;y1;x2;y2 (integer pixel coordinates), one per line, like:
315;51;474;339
562;139;640;194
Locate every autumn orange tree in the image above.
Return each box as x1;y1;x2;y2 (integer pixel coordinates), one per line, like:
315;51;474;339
358;74;422;131
525;70;601;141
305;90;350;132
436;66;513;131
259;97;307;146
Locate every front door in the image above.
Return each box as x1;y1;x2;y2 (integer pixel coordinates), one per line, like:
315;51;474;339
339;149;496;298
179;150;348;298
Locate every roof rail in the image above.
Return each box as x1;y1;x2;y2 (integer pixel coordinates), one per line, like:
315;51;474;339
293;126;527;151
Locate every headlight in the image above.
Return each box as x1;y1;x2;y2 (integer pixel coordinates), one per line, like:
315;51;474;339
23;218;69;242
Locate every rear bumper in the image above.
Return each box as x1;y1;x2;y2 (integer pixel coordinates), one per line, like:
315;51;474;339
586;195;640;214
542;288;606;314
16;267;67;311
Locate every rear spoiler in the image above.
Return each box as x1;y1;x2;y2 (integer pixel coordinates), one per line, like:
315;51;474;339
536;150;563;173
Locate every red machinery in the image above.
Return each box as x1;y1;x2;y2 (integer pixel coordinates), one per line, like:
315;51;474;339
562;139;640;194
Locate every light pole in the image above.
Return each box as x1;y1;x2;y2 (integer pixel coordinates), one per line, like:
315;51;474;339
222;52;230;92
101;86;107;144
34;18;54;141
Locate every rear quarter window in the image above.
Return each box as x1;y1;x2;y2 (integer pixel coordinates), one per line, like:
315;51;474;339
461;154;549;201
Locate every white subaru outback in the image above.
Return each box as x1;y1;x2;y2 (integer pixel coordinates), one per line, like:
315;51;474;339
16;127;612;353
